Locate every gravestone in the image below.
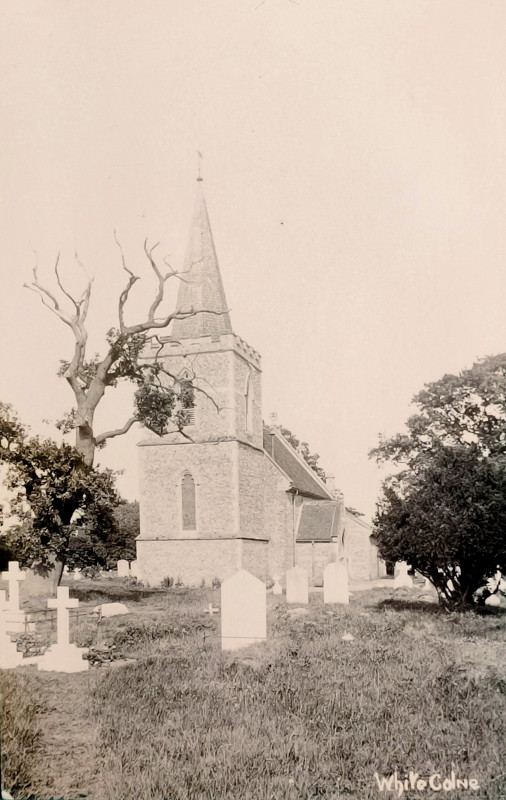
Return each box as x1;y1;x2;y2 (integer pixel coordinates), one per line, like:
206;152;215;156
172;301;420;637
72;569;82;581
93;602;129;618
323;561;349;604
130;560;139;578
117;559;130;578
272;574;283;595
38;587;89;673
1;561;27;631
286;566;309;604
221;569;266;651
394;562;413;589
0;590;39;669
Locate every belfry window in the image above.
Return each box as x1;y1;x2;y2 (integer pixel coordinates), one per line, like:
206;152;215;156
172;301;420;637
181;472;196;530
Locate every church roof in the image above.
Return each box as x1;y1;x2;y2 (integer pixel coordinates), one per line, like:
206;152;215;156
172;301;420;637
297;499;343;542
172;182;233;339
263;427;334;500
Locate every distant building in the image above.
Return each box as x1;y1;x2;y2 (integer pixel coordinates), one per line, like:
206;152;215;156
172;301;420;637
136;181;383;586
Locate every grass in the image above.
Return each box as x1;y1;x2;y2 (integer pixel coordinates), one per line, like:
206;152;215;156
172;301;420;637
1;580;506;800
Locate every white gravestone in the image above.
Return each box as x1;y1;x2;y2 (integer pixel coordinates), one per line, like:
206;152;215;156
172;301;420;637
323;562;349;604
286;566;309;604
117;559;130;578
1;561;27;632
0;590;39;669
221;569;266;651
272;574;283;595
38;587;89;673
73;569;82;581
130;560;139;578
394;562;413;589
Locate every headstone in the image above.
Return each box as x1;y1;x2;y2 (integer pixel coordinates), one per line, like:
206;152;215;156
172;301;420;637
130;560;139;578
93;602;129;618
204;602;218;616
0;590;39;669
286;566;309;604
394;562;413;589
221;569;266;651
38;587;89;672
323;561;349;604
73;569;82;581
117;559;130;578
272;574;283;595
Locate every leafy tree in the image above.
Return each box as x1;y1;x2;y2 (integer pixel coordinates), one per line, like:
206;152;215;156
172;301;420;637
108;500;140;565
374;444;506;608
370;355;506;609
278;425;326;480
24;243;223;467
0;403;120;586
370;354;506;468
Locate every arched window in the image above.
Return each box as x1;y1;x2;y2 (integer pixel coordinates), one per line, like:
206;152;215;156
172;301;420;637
181;472;196;530
245;372;254;433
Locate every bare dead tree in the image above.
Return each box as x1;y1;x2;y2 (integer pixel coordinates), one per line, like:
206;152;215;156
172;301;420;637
24;240;227;467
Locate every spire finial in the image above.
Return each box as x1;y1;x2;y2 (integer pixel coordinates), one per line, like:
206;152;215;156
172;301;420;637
197;150;203;182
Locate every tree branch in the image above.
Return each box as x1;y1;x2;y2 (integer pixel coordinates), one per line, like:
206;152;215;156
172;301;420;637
95;416;138;445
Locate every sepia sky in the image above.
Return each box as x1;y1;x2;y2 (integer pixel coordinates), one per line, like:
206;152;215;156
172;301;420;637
1;0;505;519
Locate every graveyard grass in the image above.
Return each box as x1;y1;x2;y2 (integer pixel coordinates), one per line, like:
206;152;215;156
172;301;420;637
1;578;506;800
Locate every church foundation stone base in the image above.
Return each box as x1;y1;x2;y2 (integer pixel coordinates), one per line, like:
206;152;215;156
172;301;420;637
136;538;268;587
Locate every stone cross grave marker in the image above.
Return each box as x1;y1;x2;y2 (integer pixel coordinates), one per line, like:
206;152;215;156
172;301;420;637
394;561;413;589
221;569;266;651
1;560;27;632
117;559;130;578
323;561;349;604
204;602;219;616
0;590;39;669
2;561;26;612
272;574;283;595
286;565;309;604
38;586;89;673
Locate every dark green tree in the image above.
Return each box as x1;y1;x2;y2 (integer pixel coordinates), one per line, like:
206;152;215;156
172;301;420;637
108;500;140;565
0;402;120;586
370;355;506;609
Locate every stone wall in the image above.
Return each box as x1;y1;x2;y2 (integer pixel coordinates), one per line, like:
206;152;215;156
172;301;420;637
263;456;294;581
296;542;333;586
239;539;269;581
138;440;237;540
136;538;241;587
346;513;381;580
238;444;265;537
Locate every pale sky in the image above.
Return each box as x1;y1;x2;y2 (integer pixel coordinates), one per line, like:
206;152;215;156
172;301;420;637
1;0;505;519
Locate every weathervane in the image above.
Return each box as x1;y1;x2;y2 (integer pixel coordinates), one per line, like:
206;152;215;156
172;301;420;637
197;150;203;182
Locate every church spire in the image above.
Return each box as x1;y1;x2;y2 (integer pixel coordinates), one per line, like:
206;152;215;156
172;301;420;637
172;179;233;339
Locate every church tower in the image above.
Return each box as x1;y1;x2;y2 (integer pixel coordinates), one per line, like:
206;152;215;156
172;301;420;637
136;180;268;585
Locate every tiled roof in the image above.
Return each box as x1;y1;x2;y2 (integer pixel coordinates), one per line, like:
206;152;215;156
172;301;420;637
297;499;342;542
172;184;233;339
263;427;333;500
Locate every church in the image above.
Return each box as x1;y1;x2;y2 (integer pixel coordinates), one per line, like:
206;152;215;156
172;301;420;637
135;180;383;587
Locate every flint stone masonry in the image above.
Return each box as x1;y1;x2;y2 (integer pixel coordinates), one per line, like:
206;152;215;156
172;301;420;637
221;569;266;651
286;566;309;604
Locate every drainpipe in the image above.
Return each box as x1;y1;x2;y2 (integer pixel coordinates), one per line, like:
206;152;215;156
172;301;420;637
292;489;299;567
